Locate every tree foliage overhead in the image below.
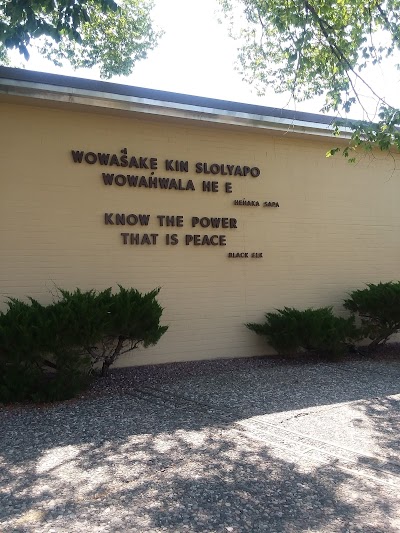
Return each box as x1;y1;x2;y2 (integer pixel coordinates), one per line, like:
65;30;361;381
219;0;400;156
0;0;161;78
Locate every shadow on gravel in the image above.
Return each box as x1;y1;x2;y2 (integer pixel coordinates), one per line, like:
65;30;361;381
122;355;400;419
1;357;400;532
354;395;400;475
0;398;398;530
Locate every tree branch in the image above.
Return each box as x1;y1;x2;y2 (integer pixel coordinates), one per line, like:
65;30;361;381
303;0;394;111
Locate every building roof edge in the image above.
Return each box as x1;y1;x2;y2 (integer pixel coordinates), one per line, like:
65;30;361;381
0;66;353;138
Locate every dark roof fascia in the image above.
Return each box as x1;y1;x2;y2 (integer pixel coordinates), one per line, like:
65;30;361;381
0;66;337;127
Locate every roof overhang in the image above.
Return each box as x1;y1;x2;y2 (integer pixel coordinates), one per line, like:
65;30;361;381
0;67;352;140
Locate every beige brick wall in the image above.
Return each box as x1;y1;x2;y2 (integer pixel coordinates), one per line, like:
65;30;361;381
1;100;400;366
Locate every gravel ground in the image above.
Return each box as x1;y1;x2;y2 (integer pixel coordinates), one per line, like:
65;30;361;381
1;353;400;532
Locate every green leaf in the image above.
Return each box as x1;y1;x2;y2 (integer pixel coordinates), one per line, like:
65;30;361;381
0;0;162;78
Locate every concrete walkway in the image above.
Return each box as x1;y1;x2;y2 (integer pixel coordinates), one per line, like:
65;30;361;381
1;356;400;532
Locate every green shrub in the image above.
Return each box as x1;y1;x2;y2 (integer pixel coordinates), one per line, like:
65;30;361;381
0;296;92;403
246;307;356;359
0;286;168;403
57;285;168;375
344;282;400;347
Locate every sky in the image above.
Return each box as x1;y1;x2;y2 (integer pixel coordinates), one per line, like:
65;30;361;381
9;0;400;119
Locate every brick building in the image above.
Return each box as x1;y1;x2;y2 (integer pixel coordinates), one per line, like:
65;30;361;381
1;67;399;366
